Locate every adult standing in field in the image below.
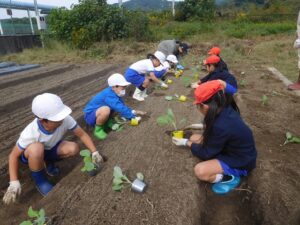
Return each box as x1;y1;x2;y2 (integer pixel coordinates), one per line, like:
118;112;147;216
158;40;189;59
172;81;257;195
288;10;300;90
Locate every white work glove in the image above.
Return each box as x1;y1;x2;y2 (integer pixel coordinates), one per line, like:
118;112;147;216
3;180;21;204
160;82;168;88
92;151;103;164
191;82;199;89
134;116;142;122
189;123;204;129
172;137;188;146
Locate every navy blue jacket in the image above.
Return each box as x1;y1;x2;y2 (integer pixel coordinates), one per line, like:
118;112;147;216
201;68;237;88
191;107;257;171
219;58;228;71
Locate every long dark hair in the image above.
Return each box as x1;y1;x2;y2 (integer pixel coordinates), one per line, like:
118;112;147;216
202;90;227;146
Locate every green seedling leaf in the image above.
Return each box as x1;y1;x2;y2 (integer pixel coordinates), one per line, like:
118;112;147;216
36;216;45;225
239;79;246;87
116;125;124;132
136;172;144;181
85;162;95;172
112;184;123;191
20;221;33;225
283;132;300;145
165;96;173;101
81;167;87;172
167;108;175;120
28;207;39;218
84;156;92;163
113;177;123;185
113;166;124;178
157;115;171;126
112;123;120;131
182;77;191;87
38;209;45;218
80;149;91;157
261;95;268;106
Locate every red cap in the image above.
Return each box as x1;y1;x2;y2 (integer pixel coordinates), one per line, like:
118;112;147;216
203;55;220;65
193;80;224;104
208;47;221;55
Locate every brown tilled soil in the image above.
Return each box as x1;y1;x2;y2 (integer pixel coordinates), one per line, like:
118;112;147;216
0;51;300;225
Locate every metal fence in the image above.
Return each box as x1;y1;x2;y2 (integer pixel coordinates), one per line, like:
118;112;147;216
1;20;38;35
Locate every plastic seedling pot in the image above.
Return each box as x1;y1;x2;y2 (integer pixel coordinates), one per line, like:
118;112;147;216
167;79;173;84
130;118;139;126
179;95;187;102
131;178;147;193
88;163;102;177
172;130;184;139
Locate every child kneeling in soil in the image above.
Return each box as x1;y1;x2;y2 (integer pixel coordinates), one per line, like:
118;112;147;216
154;55;179;80
3;93;103;204
125;51;168;101
172;80;257;194
207;46;228;71
191;55;236;89
84;73;146;140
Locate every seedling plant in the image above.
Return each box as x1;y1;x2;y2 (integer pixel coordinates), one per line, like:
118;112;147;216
283;132;300;145
112;166;144;191
261;94;268;106
156;108;186;131
80;149;95;172
20;206;47;225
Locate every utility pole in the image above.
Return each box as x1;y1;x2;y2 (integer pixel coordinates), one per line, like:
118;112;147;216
172;0;175;17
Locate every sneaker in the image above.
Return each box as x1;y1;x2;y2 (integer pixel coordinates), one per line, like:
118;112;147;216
94;125;107;140
132;88;144;101
141;89;148;98
211;175;240;195
45;162;60;177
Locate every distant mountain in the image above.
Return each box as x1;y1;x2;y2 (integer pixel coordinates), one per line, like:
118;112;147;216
114;0;174;11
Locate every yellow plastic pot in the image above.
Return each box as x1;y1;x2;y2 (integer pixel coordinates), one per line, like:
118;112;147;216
130;118;139;126
167;79;173;84
175;71;181;78
172;130;184;139
179;95;187;102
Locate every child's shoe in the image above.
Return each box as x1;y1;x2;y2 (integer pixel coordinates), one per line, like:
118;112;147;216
212;175;240;195
94;125;107;140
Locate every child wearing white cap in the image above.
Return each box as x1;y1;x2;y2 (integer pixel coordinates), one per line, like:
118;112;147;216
154;54;178;80
3;93;103;204
124;51;168;101
84;73;146;140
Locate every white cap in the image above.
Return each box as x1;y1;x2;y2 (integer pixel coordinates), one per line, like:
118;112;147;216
32;93;72;121
108;73;131;87
166;55;178;64
154;51;166;64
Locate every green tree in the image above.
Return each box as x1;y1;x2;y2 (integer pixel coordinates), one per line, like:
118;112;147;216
175;0;216;21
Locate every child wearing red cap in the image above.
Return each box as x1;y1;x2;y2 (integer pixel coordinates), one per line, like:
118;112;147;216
191;55;237;89
172;80;257;194
208;46;228;71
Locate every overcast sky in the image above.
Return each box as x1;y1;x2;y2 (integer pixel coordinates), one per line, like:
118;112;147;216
0;0;134;19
